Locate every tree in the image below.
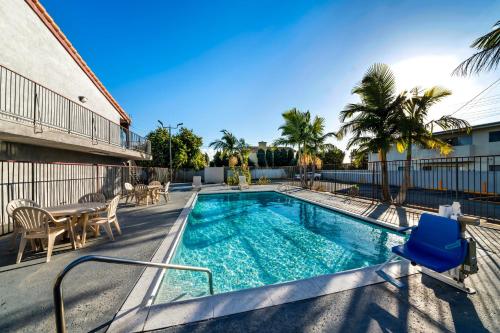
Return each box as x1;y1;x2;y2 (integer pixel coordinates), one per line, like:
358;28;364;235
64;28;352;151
287;149;295;165
273;148;287;166
265;149;273;167
337;63;406;202
453;20;500;76
209;130;250;166
209;130;239;158
257;149;266;167
394;87;470;203
141;127;206;170
274;108;311;186
304;116;336;188
321;146;345;166
349;149;368;169
145;127;170;167
275;108;335;188
212;151;228;167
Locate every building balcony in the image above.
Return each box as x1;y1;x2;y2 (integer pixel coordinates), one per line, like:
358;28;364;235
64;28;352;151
0;65;151;160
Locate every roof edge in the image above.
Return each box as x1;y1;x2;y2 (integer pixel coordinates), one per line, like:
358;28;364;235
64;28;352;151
25;0;131;125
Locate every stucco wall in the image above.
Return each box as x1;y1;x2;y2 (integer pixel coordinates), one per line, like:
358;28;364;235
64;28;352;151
0;141;125;164
0;0;122;124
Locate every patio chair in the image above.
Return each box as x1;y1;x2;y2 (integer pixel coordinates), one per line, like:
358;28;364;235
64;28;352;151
134;184;149;205
12;207;68;263
159;182;170;203
86;195;121;242
376;213;470;291
6;199;40;250
149;180;161;186
123;182;135;204
239;176;250;190
192;176;202;191
78;193;106;203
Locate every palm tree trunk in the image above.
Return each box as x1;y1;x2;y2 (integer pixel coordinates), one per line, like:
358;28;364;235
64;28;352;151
379;150;391;202
396;141;412;204
297;146;304;187
310;161;315;189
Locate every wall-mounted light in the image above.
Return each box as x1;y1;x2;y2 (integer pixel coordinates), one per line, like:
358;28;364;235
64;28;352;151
79;96;88;103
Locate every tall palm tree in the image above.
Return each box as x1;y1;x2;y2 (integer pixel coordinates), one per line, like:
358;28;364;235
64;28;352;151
237;138;251;167
337;63;406;202
453;20;500;76
395;87;470;203
304;116;336;188
274;108;311;186
209;130;240;159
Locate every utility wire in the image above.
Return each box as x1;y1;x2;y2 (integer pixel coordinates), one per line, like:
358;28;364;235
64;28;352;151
450;77;500;116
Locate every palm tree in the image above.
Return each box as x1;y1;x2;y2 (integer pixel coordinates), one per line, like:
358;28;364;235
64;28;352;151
453;20;500;76
237;138;251;167
304;116;336;188
274;108;311;186
209;130;240;159
394;87;470;203
337;63;406;202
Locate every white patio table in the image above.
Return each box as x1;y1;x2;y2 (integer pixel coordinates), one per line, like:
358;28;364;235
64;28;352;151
45;202;107;249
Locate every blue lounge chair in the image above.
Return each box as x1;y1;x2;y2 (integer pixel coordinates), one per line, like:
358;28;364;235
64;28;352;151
376;213;471;291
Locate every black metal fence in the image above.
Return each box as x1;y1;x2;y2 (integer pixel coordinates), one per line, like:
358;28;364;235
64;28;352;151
0;160;168;235
191;156;500;223
0;64;150;154
301;155;500;223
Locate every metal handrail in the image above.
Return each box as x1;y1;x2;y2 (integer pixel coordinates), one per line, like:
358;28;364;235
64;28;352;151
53;255;214;333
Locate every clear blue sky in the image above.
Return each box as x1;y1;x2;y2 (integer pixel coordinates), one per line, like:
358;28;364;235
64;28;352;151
42;0;500;157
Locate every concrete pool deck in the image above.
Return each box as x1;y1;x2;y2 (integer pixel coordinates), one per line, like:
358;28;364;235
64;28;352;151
0;184;498;332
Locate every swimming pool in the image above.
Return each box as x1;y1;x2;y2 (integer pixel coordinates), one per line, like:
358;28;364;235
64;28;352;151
155;191;405;303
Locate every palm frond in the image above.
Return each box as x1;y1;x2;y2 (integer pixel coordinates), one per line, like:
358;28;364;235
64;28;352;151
453;20;500;76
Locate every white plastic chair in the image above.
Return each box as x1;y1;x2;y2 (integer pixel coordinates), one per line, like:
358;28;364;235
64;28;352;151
123;182;135;203
134;184;149;205
192;176;202;191
239;176;250;190
78;193;106;203
6;199;40;250
12;207;68;263
159;182;170;203
86;195;121;242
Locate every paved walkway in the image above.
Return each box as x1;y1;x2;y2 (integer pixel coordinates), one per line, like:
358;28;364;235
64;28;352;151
0;188;193;333
0;184;498;332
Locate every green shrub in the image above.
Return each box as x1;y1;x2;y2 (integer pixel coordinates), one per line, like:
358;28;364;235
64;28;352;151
256;176;271;185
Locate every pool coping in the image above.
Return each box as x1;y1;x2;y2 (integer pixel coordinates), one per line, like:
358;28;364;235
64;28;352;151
107;188;419;332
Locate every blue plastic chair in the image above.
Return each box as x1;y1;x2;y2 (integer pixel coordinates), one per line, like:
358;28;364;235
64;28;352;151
376;213;468;288
392;213;468;273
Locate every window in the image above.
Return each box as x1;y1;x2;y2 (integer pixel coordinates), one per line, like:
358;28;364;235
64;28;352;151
489;131;500;142
489;165;500;172
445;135;472;146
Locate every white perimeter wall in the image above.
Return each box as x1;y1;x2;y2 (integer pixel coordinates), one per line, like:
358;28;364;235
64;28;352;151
0;0;121;124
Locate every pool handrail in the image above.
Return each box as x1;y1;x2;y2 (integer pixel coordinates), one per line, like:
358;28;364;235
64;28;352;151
53;255;214;333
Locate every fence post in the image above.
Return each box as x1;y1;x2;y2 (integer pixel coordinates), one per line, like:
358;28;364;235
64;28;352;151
95;164;99;193
31;162;35;202
455;158;459;200
371;164;375;203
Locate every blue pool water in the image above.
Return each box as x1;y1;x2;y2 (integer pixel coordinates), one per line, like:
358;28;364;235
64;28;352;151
155;191;405;303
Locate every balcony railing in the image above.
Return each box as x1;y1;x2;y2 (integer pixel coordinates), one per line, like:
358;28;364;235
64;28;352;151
0;65;150;155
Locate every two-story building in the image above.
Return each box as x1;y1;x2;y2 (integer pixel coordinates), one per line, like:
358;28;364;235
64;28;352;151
368;121;500;170
0;0;151;164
